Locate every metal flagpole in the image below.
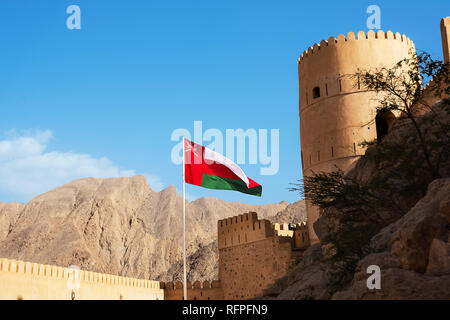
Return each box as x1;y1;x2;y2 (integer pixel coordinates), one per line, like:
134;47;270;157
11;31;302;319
182;136;187;300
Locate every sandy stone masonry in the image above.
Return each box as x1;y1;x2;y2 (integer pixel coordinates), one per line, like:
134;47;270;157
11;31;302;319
217;212;309;251
162;212;310;300
441;17;450;64
5;18;449;301
0;211;308;300
217;212;309;299
0;258;163;300
161;280;223;300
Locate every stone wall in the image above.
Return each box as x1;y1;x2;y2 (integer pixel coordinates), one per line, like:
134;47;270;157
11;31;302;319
219;235;292;299
0;258;163;300
0;212;309;300
274;222;310;250
217;213;308;299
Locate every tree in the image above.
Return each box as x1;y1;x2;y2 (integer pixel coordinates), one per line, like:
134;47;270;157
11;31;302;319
352;50;450;179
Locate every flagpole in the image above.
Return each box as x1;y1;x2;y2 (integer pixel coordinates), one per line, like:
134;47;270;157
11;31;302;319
182;136;187;301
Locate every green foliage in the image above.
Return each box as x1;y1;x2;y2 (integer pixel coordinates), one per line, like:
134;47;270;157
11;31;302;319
352;50;450;179
297;170;395;294
324;222;372;293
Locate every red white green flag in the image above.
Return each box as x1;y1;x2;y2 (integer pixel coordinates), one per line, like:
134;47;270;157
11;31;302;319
184;139;262;197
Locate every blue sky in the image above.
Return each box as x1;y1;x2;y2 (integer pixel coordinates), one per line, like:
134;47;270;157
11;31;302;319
0;0;448;204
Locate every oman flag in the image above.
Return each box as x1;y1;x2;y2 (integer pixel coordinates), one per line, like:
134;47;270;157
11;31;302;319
184;139;262;197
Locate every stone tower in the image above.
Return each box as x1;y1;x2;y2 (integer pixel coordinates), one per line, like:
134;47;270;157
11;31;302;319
298;30;415;243
441;17;450;64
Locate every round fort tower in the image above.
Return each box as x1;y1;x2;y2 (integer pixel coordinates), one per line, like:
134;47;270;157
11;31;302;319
298;30;415;243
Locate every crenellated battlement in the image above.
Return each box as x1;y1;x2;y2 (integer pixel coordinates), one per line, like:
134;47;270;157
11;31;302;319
0;258;160;289
0;211;308;300
163;212;310;300
161;280;223;300
0;258;163;300
292;222;309;250
217;212;276;249
161;280;221;290
273;221;306;234
217;212;309;250
298;30;414;64
217;212;309;299
273;222;293;237
218;212;259;230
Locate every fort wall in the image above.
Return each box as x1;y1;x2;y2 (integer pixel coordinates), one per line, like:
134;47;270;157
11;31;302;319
0;258;163;300
218;235;292;299
292;222;310;250
161;280;223;300
218;212;274;249
0;212;307;300
418;18;450;110
217;213;309;299
161;212;309;300
441;17;450;64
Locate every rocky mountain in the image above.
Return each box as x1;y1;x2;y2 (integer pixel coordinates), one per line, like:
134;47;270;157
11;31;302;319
333;178;450;299
0;203;25;241
264;178;450;300
267;201;306;224
0;176;305;282
262;99;450;300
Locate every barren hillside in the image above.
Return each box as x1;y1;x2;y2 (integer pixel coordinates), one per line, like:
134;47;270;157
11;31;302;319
0;176;305;282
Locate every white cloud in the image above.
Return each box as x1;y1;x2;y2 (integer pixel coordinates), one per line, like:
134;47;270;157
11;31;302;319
0;130;163;202
0;130;51;160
